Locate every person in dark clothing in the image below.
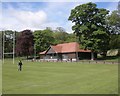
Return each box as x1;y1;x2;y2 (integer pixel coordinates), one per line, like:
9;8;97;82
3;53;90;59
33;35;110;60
18;60;23;71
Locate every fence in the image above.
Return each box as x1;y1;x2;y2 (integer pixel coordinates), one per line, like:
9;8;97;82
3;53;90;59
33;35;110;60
27;59;119;64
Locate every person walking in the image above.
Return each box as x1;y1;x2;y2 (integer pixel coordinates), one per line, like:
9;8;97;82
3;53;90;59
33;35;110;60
18;60;23;71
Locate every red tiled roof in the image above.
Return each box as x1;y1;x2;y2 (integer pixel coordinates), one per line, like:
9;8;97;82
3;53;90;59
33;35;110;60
39;50;46;55
39;42;91;54
56;42;79;53
51;46;62;53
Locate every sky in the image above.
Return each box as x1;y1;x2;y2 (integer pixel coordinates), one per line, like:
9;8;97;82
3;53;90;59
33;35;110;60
0;1;119;33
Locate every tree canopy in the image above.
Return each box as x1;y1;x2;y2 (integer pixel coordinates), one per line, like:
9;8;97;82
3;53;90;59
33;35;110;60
34;29;54;54
68;2;110;57
16;30;34;58
106;1;120;49
53;28;76;44
107;11;120;34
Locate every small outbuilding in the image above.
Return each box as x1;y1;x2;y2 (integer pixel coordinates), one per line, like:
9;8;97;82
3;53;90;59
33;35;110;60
39;42;97;61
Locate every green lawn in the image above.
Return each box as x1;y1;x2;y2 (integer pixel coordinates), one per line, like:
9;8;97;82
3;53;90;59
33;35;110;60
0;60;2;95
2;59;118;94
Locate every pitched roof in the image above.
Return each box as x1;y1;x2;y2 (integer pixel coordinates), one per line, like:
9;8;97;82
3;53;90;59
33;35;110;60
39;50;46;55
51;45;62;53
40;42;91;54
56;42;79;53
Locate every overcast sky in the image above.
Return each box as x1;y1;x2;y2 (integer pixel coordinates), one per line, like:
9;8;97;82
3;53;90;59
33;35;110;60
0;1;119;33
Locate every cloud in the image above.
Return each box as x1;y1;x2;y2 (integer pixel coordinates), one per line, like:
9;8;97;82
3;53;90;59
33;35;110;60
41;22;61;29
1;6;47;31
1;2;76;32
1;2;118;33
13;10;47;26
65;22;74;33
106;2;118;14
41;2;83;33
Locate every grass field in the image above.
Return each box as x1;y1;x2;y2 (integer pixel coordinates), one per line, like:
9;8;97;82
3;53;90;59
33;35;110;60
2;59;118;94
0;60;2;95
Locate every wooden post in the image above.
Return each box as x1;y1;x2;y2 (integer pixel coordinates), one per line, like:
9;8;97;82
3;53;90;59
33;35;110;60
13;31;15;64
34;44;36;60
91;51;94;60
2;31;4;64
76;52;78;62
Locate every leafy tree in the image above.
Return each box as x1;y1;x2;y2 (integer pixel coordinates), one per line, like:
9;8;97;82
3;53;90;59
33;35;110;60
53;31;69;44
65;33;77;43
109;34;120;49
53;27;76;44
107;1;120;49
107;11;120;34
34;29;54;54
16;30;34;58
56;27;66;33
107;1;120;34
68;2;110;59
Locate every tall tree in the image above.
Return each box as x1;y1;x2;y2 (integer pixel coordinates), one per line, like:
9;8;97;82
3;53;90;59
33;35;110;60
53;30;69;44
107;1;120;34
16;30;34;58
56;27;66;33
109;34;120;49
107;11;120;34
107;1;120;49
34;29;54;54
68;2;110;59
53;27;76;44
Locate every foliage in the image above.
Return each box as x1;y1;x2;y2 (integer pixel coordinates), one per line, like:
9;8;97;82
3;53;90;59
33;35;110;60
107;11;120;34
107;2;120;49
16;30;34;58
68;2;110;56
34;29;54;53
53;29;76;44
109;34;120;49
65;33;77;43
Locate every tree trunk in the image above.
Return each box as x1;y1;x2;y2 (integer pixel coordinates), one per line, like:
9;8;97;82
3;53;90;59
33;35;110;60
27;55;28;59
91;51;94;60
102;51;107;58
